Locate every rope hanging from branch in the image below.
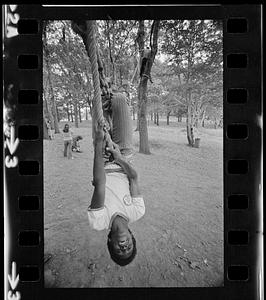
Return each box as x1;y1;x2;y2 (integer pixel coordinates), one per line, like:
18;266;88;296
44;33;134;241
71;20;113;144
86;21;104;128
85;21;112;144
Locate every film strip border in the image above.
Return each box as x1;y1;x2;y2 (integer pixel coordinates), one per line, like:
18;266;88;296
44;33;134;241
224;6;262;299
3;5;43;300
3;4;262;300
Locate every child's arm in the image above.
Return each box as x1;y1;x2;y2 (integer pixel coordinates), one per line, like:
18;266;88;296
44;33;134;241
107;144;141;197
90;124;106;209
114;157;141;197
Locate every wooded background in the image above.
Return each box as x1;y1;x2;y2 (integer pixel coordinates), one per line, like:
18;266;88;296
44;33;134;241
43;20;223;153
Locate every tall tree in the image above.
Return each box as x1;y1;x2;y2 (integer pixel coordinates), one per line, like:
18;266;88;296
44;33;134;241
136;20;160;154
43;21;60;134
161;20;222;146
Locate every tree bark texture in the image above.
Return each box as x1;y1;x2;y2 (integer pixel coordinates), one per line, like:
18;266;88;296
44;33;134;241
78;104;82;122
67;103;70;121
166;111;170;125
156;113;159;126
136;20;160;154
70;105;74;122
43;24;60;134
138;76;150;154
74;98;79;128
186;104;194;146
43;118;49;140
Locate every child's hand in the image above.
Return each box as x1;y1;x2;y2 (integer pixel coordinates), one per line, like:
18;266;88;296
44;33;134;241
106;143;122;160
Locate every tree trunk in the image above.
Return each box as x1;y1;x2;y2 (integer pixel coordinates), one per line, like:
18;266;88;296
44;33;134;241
67;103;70;121
150;112;153;121
43;118;49;140
43;37;60;133
132;107;136;120
135;111;140;131
156;113;159;126
186;104;194;146
70;105;74;122
85;105;88;120
74;99;79;128
49;84;60;133
138;76;150;154
78;104;82;122
56;106;60;122
136;20;160;153
166;111;170;125
200;109;206;127
43;95;53;125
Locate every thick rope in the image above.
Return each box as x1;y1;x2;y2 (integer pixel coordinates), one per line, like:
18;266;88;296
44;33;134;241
86;21;104;128
86;21;112;145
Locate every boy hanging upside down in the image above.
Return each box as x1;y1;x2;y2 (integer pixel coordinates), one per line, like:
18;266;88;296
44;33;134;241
88;89;145;266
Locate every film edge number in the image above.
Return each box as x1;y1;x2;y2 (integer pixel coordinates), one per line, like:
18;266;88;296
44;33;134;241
7;261;20;300
5;5;20;39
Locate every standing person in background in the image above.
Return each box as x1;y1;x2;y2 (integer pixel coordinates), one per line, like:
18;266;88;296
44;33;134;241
63;124;74;159
47;120;54;140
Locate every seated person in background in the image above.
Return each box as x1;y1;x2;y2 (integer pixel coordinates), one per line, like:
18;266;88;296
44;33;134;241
72;135;83;152
88;88;145;266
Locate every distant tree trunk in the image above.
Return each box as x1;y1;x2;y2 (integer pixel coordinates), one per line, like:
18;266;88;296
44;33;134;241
85;105;88;120
48;82;60;133
43;95;53;124
186;103;194;146
56;106;60;122
150;112;153;121
138;76;150;153
87;95;92;117
132;107;136;120
78;104;82;122
135;111;140;131
200;109;206;127
67;103;70;121
74;99;79;128
166;111;171;125
154;112;157;124
43;118;49;140
70;105;74;122
155;113;159;126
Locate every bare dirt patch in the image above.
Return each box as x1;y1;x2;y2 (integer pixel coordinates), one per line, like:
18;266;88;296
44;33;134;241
44;120;223;287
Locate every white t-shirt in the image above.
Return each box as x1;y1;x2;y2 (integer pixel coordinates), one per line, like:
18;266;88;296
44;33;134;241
88;170;145;231
62;129;73;141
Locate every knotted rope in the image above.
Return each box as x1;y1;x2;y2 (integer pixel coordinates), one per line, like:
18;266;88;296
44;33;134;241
86;21;112;145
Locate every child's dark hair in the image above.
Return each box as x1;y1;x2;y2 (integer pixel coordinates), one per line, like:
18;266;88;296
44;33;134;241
63;124;69;133
107;229;137;266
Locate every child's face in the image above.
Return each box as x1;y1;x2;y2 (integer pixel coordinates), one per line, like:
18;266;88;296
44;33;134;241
110;230;133;259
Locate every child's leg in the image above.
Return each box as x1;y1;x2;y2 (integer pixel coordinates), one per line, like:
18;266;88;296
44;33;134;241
111;93;133;156
67;141;72;159
64;141;67;157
